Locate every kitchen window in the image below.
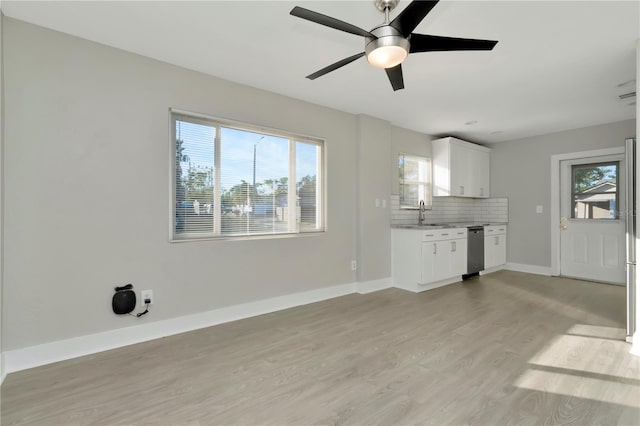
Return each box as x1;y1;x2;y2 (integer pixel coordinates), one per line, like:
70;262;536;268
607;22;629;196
171;111;324;241
398;154;432;209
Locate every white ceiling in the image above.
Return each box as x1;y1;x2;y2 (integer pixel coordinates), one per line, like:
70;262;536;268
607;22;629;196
2;1;638;143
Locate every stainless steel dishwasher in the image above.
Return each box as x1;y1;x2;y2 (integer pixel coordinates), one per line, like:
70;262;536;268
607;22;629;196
465;226;484;279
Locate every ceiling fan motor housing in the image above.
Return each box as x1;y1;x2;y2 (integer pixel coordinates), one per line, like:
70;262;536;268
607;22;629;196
374;0;400;13
365;25;410;68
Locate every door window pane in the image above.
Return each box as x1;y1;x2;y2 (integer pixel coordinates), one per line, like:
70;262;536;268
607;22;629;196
571;162;619;219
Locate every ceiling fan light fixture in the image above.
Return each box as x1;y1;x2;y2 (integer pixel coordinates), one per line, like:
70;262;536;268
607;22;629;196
367;44;408;68
365;26;410;69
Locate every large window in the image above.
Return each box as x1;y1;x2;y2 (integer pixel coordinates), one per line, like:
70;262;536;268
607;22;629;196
571;162;619;219
398;154;432;209
172;111;324;240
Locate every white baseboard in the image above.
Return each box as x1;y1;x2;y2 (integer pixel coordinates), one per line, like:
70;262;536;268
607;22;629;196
415;276;463;292
505;262;553;276
4;282;357;374
631;331;640;356
480;265;506;275
356;277;392;294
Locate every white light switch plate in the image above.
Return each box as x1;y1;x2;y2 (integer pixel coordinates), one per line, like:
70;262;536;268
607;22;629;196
536;205;543;213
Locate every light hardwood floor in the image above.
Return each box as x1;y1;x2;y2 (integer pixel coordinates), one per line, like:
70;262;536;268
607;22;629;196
2;271;639;425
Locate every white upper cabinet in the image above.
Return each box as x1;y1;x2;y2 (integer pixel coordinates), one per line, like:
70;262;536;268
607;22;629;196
432;137;491;198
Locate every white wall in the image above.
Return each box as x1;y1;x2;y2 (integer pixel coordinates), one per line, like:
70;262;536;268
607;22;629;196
491;119;636;268
2;18;372;351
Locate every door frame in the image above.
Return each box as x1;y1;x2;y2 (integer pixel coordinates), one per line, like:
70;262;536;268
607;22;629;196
550;147;625;276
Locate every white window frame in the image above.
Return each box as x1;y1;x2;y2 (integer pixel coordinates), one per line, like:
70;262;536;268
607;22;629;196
398;153;432;210
169;109;326;242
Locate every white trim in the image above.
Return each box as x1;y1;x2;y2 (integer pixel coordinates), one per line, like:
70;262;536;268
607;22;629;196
416;276;463;292
505;262;553;276
4;282;356;374
1;353;5;385
356;277;393;294
550;147;625;276
479;265;506;275
631;331;640;356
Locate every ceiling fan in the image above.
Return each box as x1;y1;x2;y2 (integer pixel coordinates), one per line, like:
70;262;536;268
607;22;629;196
290;0;498;91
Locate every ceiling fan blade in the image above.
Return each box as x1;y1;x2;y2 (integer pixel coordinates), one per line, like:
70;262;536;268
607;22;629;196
306;52;366;80
409;34;498;53
390;1;439;38
291;6;375;38
385;64;405;91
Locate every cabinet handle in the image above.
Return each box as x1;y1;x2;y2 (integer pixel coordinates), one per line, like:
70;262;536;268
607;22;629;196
495;236;499;246
433;243;437;254
460;185;464;195
451;241;456;252
480;187;484;196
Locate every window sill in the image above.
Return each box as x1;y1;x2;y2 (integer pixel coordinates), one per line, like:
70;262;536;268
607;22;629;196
170;230;325;243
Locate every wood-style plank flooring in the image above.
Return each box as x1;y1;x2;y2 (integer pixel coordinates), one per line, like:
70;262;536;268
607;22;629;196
2;271;639;425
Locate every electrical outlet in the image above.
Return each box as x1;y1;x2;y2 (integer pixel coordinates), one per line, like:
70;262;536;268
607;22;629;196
351;260;357;271
141;289;153;305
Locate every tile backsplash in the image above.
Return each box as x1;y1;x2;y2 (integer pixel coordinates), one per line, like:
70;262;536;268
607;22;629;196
391;196;508;226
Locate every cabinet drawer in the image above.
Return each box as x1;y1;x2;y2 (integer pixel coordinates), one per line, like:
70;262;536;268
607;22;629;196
441;228;467;240
421;231;439;242
423;228;467;241
484;225;506;235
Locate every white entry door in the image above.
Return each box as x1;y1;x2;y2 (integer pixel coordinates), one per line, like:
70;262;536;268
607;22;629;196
559;155;626;284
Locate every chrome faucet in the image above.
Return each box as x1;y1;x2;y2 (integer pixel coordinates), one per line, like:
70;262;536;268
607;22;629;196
418;200;426;225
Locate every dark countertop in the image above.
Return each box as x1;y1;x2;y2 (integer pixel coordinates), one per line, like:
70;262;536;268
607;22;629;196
392;222;508;230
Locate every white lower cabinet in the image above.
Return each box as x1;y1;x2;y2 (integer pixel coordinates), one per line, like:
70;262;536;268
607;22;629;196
393;228;467;292
484;225;507;269
450;237;468;277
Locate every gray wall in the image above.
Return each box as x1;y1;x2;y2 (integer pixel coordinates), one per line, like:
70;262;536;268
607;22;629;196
2;18;379;350
0;10;4;378
356;115;391;283
632;38;640;344
491;119;636;268
390;126;432;195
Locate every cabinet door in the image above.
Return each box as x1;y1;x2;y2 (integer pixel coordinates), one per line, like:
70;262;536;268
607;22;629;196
495;234;507;266
433;240;451;281
476;150;490;198
450;238;468;276
484;235;506;268
484;236;496;269
421;242;437;284
449;143;470;196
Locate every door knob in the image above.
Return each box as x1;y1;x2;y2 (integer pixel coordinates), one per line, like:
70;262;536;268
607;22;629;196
560;225;567;230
